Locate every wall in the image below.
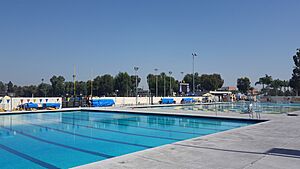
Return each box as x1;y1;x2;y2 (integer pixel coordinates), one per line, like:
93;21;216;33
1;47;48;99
0;96;206;111
96;96;204;106
0;97;62;111
259;96;300;103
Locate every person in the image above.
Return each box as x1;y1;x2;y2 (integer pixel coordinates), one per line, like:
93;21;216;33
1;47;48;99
248;102;253;118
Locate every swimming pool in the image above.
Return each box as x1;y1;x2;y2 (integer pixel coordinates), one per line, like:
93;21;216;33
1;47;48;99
0;111;259;168
156;102;300;114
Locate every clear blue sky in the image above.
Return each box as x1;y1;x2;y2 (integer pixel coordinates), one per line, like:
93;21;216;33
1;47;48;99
0;0;299;89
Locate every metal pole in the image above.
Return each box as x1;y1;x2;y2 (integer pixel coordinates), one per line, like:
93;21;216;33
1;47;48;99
169;71;172;96
90;69;93;98
73;65;76;97
134;67;139;105
181;72;184;82
42;78;46;97
192;53;197;94
163;74;166;97
155;68;158;97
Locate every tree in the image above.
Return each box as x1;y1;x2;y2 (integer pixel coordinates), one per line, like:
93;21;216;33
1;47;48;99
64;81;74;96
270;79;283;96
14;86;24;97
199;74;224;91
114;72;132;97
0;81;6;95
255;74;273;95
50;76;65;96
237;77;251;94
282;80;290;92
37;83;51;97
148;72;179;96
7;81;14;93
76;81;88;96
130;75;141;96
86;80;93;96
290;49;300;96
147;74;156;95
24;85;38;97
183;73;201;92
93;74;114;96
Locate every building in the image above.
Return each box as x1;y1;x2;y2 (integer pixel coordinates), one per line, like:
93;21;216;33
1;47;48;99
219;86;237;91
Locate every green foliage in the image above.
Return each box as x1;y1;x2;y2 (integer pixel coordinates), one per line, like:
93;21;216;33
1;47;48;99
76;81;88;96
50;76;65;96
147;72;178;96
199;74;224;91
255;74;273;89
270;79;284;96
290;49;300;96
183;73;223;92
93;74;114;96
237;77;251;94
130;75;141;96
37;83;52;97
114;72;135;97
147;74;156;95
7;81;14;93
0;81;6;94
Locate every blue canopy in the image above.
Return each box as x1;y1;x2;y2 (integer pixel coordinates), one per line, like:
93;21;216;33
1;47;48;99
91;99;115;107
181;98;196;104
161;98;175;104
24;102;38;109
43;103;60;109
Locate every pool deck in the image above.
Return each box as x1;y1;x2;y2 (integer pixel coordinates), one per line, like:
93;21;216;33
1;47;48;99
73;106;300;169
1;105;300;169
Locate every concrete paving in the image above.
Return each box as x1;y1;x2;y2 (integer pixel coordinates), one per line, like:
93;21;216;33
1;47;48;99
72;106;300;169
2;104;299;169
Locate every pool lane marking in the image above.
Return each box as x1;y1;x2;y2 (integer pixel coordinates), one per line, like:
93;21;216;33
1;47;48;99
56;115;221;135
30;117;182;141
0;144;60;169
69;113;240;130
31;117;185;141
82;111;249;128
23;121;156;148
0;126;114;159
40;112;248;130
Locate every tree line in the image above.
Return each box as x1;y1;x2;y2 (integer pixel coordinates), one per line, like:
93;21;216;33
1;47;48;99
1;49;299;97
236;48;300;96
0;72;141;97
0;71;224;97
237;75;292;96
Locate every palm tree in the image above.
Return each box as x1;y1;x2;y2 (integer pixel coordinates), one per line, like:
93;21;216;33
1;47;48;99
255;78;265;89
282;80;290;92
255;74;273;95
270;79;282;96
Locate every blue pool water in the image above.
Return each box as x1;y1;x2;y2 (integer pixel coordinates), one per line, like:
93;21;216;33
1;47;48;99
0;111;258;168
158;102;300;114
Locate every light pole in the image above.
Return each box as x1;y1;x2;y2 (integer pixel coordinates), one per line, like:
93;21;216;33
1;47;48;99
192;53;197;94
134;66;139;105
90;69;93;98
154;68;158;97
163;73;166;97
115;89;118;105
181;72;184;82
41;78;46;97
169;71;172;96
73;65;76;97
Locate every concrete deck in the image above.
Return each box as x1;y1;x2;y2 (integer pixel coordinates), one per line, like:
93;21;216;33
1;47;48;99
1;105;299;169
72;106;300;169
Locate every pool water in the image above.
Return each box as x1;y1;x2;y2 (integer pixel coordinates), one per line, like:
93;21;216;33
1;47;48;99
159;102;300;114
0;111;258;168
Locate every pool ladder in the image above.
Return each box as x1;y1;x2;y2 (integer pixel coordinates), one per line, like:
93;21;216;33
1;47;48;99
248;110;261;119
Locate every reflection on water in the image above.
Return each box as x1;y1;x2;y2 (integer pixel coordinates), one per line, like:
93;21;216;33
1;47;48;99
161;102;300;114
